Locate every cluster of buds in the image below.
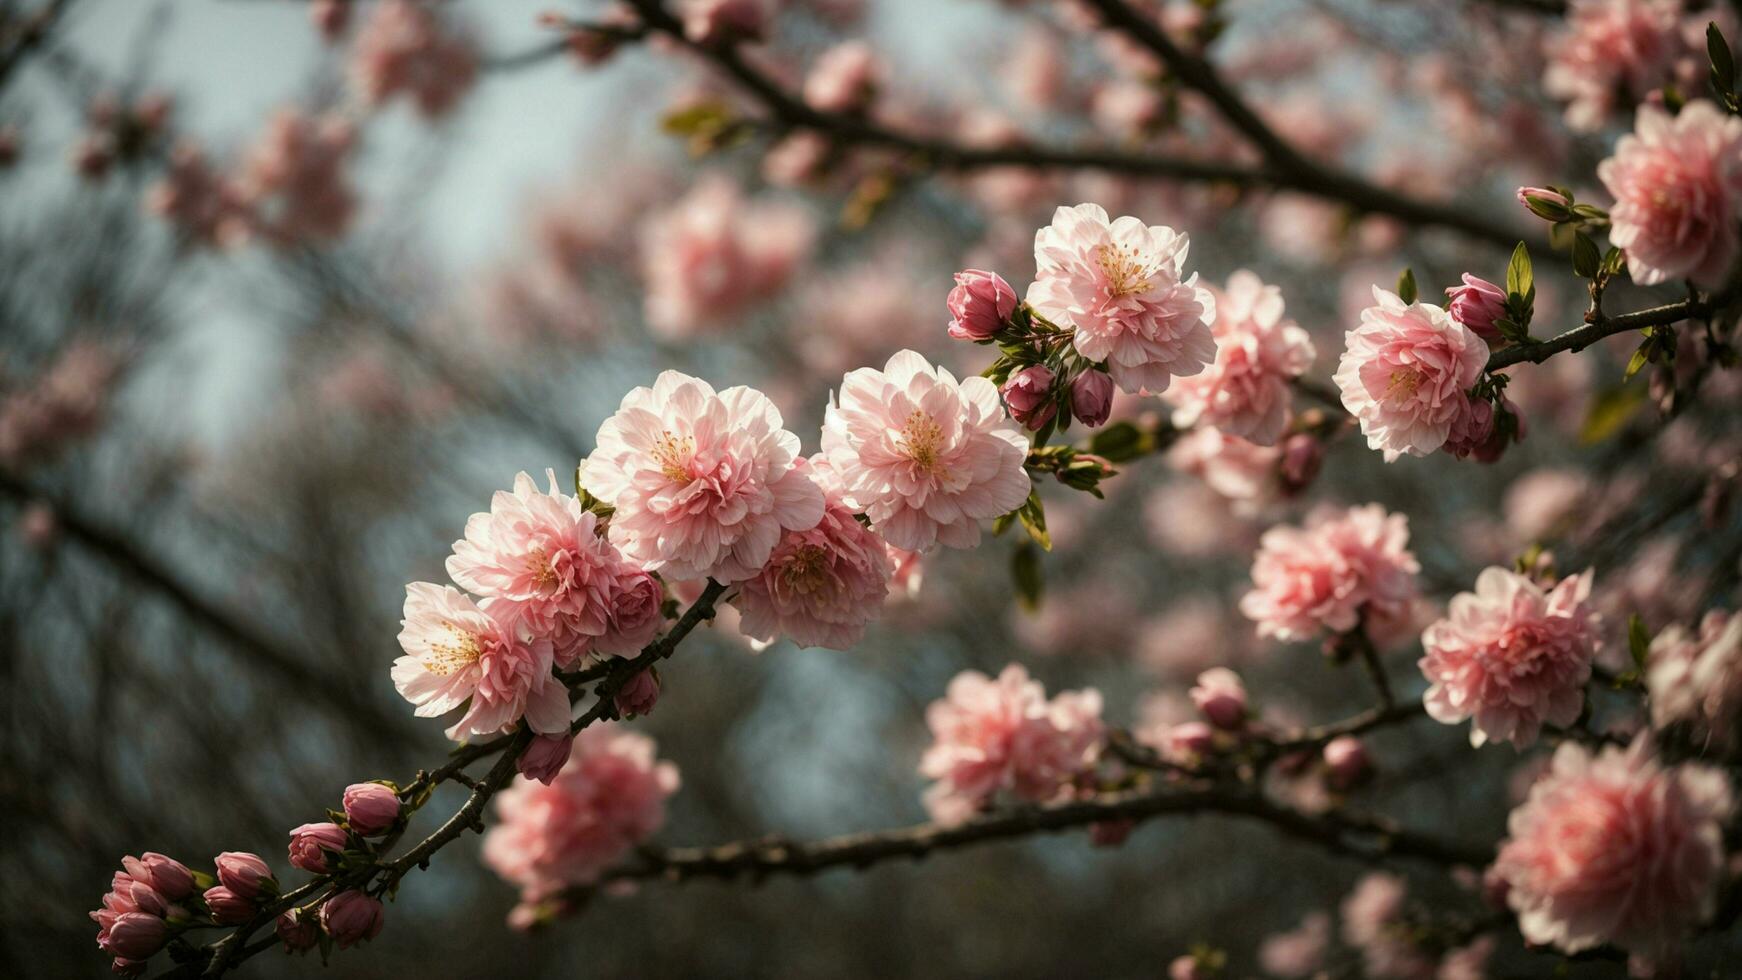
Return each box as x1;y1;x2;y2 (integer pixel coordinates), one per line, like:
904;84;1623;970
69;91;174;182
91;853;197;975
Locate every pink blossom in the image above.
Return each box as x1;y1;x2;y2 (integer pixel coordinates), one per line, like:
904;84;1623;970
639;176;813;337
1598;101;1742;289
1333;287;1490;462
1163;270;1314;445
276;908;319;953
1259;911;1330;979
1323;736;1372;791
886;543;924;600
1443;274;1506;343
1000;364;1058;431
342;782;401;835
680;0;768;45
1544;0;1682;131
446;470;623;666
802;41;881;114
482;724;680;898
1278;432;1323;494
0;340;120;467
133;853;194;900
1189;668;1247;730
320;890;385;948
1341;872;1434;979
99;912;166;960
582;370;824;582
1028;203;1218;395
1419;568;1601;748
822;350;1031;551
1494;736;1732;955
517;732;575;785
145;142;246;248
919;664;1104;825
613;668;662;717
1504;468;1589;541
946;269;1018;341
1167;427;1281;505
234;109;358;244
214;852;274;899
596;568;665;657
350;0;477;119
1069;369;1115;427
1516;185;1571;217
1240;504;1420;645
202;886;253;925
1648;609;1742;748
287;822;348;873
732;456;892;650
391;582;568;741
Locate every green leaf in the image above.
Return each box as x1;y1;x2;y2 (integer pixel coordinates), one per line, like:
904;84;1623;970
1713;22;1737;92
991;510;1017;536
1087;420;1145;462
1548;220;1577;251
1011;543;1044;611
1395;267;1417;305
1601;246;1626;277
1571;232;1601;278
1624;342;1652;381
1505;242;1533;302
1579;383;1645;444
1628;614;1651;671
1017;490;1050;551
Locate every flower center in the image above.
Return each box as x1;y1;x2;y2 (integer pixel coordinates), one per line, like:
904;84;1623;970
1385;369;1422;399
653;430;695;483
1096;242;1162;297
424;623;482;676
781;544;832;595
897;409;946;474
527;547;558;590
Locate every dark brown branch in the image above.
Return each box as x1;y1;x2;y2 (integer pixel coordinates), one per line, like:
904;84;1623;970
1487;297;1718;370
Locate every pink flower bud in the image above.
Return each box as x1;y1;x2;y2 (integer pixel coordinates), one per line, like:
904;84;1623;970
507;901;543;932
110;958;147;978
1169;954;1209;980
1069;369;1115;427
1445;274;1506;341
1189;668;1247;730
614;668;661;717
277;908;320;953
319;890;384;948
213;852;274;899
1515;186;1570;219
287;822;349;874
802;41;881;114
101;912;167;960
1166;721;1216;758
946;269;1017;341
681;0;767;46
1322;736;1371;791
203;886;254;925
137;853;196;900
1278;433;1323;494
341;782;401;836
518;732;575;785
1000;364;1057;431
119;879;168;917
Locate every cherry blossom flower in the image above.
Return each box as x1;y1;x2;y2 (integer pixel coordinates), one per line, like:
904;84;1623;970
583;371;824;582
919;664;1104;825
234;109;358;244
1493;736;1732;956
391;583;568;741
1648;609;1742;748
446;470;624;667
802;41;881;114
1027;203;1218;395
1163;270;1314;445
1598;101;1742;289
1419;567;1601;748
1544;0;1682;131
1334;287;1489;462
1167;421;1281;505
1340;872;1433;979
732;456;892;650
145;142;247;248
482;724;680;900
350;0;477;119
1240;504;1420;646
1258;911;1330;979
821;349;1031;551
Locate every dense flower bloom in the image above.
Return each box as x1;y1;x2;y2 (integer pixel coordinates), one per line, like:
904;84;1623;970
638;176;813;337
1443;274;1506;342
1419;568;1600;748
1334;287;1489;461
946;269;1018;341
1648;609;1742;747
732;457;892;650
342;782;401;835
582;371;824;581
1544;0;1681;131
320;890;385;948
822;350;1031;551
214;852;274;899
1493;737;1732;955
350;0;477;118
391;582;568;741
1598;102;1742;289
1163;270;1314;445
1027;203;1218;395
446;470;622;665
1000;364;1057;431
803;41;881;113
1240;504;1420;646
483;724;680;899
287;822;348;873
919;664;1104;825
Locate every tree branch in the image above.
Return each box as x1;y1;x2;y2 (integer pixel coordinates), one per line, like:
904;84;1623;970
1486;296;1718;370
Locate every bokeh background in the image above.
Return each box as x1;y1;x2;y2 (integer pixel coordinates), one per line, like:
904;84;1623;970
4;0;1740;976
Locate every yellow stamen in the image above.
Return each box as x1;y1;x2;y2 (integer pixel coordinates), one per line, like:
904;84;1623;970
653;430;695;483
1096;242;1163;297
897;409;945;474
425;623;481;676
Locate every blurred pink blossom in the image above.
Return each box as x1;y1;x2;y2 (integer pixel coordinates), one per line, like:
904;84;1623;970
350;0;477;119
1163;270;1314;445
1648;610;1742;748
1544;0;1681;131
802;41;881;114
235;109;358;244
1599;101;1742;289
1240;503;1420;646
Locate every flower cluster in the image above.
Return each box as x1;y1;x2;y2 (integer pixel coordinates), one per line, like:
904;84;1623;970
1648;608;1742;748
349;0;478;119
1543;0;1683;131
1240;503;1420;647
919;664;1105;825
1418;567;1600;748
